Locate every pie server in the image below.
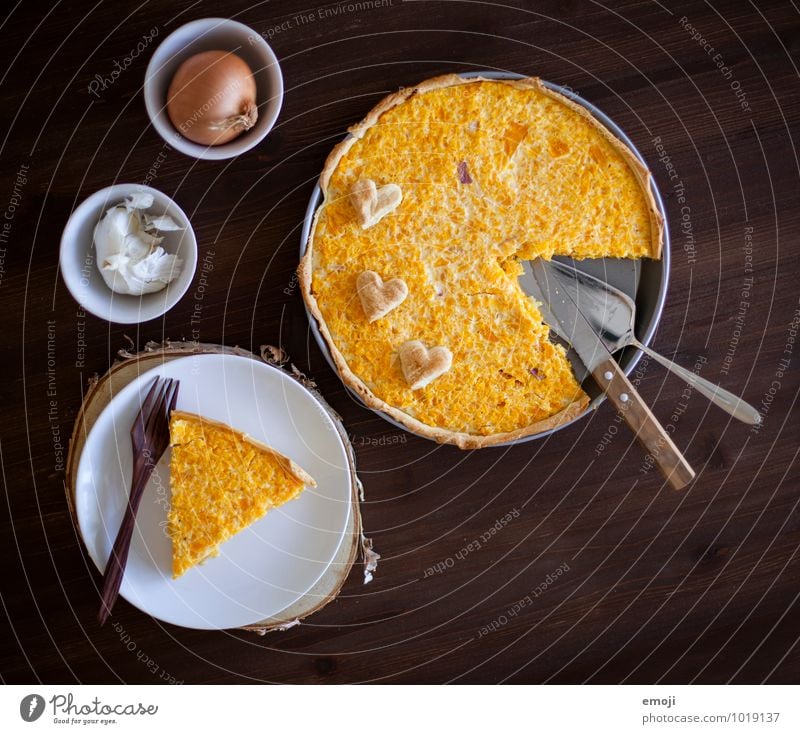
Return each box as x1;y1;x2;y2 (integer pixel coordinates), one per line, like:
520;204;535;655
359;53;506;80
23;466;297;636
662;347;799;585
546;259;761;425
530;258;695;490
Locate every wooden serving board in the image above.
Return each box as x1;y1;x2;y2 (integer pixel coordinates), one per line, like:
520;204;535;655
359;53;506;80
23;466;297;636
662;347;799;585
64;340;376;634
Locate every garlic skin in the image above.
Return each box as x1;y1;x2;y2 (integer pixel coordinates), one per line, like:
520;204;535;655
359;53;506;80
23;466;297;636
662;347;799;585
94;194;184;296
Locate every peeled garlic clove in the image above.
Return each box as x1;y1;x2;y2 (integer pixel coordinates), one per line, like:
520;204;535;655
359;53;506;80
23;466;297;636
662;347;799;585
101;253;126;272
144;214;182;231
100;253;136;294
123;232;152;259
136;231;164;252
94;209;132;292
130;249;183;290
93;198;185;296
125;192;154;210
96;206;134;242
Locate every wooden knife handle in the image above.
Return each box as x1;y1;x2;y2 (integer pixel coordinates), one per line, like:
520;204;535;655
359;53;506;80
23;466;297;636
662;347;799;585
593;357;695;490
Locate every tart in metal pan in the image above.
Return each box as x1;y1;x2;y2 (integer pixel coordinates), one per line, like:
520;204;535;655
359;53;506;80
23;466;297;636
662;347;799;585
299;71;669;448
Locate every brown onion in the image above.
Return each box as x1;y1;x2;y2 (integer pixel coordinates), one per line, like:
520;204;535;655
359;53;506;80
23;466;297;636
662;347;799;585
167;50;258;146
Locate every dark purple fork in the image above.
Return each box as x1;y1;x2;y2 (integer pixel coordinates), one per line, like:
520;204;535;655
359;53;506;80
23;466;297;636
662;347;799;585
98;376;179;625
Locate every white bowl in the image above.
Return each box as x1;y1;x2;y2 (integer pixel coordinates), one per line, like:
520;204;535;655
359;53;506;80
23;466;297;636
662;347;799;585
60;184;198;324
144;18;283;160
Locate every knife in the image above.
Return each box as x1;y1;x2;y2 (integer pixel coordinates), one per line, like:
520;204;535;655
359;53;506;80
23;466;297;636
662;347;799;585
530;258;695;490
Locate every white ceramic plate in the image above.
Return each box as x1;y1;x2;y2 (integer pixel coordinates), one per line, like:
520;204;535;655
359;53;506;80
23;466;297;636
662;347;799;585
75;353;352;630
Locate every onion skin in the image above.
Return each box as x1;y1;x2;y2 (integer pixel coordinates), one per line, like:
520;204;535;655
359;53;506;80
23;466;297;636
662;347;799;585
167;50;258;146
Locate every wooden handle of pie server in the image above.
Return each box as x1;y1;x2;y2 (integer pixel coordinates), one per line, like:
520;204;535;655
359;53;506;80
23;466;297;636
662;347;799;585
593;358;695;490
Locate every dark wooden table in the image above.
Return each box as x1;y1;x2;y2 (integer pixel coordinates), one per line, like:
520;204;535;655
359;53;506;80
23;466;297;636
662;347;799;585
1;0;798;684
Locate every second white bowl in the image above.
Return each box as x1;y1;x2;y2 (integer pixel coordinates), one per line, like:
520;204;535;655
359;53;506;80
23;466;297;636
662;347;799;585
60;184;198;324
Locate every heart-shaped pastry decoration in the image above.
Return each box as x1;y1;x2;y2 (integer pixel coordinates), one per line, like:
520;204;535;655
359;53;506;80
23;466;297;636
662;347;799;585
357;270;408;322
350;178;402;229
399;340;453;390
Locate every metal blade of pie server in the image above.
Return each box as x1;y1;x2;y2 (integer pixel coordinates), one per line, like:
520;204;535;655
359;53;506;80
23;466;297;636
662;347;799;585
521;260;587;382
529;258;612;374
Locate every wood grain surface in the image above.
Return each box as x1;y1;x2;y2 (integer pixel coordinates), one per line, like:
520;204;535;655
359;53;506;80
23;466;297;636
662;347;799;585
1;0;798;684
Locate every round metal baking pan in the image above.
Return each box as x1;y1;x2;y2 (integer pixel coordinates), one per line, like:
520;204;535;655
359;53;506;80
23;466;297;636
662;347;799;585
299;71;670;446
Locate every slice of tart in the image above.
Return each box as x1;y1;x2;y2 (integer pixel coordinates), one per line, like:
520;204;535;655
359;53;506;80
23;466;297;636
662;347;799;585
167;410;316;579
